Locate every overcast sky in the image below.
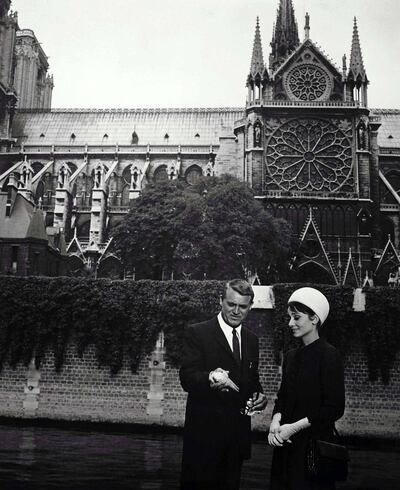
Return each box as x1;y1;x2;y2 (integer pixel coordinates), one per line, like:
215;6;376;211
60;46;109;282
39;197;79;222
10;0;400;109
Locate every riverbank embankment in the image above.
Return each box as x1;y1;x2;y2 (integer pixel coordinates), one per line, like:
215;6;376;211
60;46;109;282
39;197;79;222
0;329;398;439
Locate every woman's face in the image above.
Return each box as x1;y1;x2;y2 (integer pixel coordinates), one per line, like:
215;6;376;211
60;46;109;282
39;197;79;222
287;307;319;345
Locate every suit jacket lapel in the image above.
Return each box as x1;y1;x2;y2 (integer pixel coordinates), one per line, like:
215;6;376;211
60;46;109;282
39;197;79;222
211;317;235;360
211;317;246;373
240;327;250;368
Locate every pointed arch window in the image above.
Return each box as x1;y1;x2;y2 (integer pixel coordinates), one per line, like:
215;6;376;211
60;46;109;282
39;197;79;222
35;181;45;203
122;165;132;185
358;209;370;236
344;206;356;235
154;165;168;182
121;184;130;206
333;206;345;236
31;161;44;175
276;204;287;220
185;165;202;185
131;132;139;145
77;221;90;240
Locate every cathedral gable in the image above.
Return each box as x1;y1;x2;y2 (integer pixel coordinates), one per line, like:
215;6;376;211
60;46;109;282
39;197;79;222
273;41;343;102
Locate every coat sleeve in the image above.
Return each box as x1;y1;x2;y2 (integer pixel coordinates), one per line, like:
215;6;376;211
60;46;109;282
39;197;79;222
308;346;345;424
248;335;263;395
271;352;288;416
179;325;212;395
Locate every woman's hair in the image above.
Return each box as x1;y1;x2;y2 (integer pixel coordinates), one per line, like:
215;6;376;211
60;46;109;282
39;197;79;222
288;301;321;328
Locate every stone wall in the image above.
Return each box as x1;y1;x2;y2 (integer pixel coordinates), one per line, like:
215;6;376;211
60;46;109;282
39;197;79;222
0;313;398;438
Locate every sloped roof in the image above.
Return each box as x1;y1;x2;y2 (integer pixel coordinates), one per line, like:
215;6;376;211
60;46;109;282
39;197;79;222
26;208;48;241
0;193;47;240
273;38;342;79
372;109;400;148
12;107;245;146
11;107;400;149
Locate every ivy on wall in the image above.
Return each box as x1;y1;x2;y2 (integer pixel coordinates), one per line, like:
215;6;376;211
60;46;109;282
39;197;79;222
0;277;399;382
363;287;400;384
0;277;223;375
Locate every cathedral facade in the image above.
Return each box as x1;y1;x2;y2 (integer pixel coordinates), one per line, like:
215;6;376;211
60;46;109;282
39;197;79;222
1;0;400;285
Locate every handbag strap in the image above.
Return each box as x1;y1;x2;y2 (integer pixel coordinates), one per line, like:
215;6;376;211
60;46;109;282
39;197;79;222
318;343;343;442
333;426;343;441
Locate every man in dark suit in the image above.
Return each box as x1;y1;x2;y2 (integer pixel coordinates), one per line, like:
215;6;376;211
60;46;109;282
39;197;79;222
180;279;267;490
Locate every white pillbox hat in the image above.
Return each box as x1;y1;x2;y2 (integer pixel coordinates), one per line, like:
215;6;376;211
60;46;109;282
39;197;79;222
288;287;330;325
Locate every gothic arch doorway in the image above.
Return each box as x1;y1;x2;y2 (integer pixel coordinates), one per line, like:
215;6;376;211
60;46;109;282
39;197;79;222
380;217;395;248
297;261;335;285
97;256;124;279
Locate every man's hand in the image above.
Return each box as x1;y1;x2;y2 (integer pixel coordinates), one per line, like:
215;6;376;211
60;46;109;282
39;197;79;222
245;392;267;415
209;368;239;392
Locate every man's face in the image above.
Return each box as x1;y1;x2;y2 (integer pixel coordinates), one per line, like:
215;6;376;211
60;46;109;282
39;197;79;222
220;286;252;328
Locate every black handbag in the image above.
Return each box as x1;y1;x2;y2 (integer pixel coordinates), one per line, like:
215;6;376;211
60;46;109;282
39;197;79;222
306;429;350;482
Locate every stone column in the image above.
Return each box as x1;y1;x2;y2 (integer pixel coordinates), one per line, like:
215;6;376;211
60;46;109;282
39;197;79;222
146;332;166;423
369;118;382;250
23;359;41;417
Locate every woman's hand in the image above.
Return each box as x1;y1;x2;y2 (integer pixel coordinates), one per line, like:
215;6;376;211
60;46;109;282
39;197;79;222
267;413;282;446
268;424;294;446
276;423;296;443
268;417;311;446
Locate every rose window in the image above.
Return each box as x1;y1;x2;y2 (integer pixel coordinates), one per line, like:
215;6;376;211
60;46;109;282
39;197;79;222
286;64;330;101
265;118;353;193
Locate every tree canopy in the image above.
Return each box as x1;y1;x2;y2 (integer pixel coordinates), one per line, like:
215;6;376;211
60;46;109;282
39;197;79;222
112;175;293;281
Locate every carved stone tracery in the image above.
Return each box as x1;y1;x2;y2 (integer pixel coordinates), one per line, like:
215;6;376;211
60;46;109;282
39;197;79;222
285;64;331;101
265;117;353;193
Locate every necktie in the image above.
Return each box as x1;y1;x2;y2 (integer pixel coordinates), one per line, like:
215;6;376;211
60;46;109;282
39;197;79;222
232;327;241;365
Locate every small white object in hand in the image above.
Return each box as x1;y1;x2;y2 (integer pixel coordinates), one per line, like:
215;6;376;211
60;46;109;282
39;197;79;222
212;370;228;382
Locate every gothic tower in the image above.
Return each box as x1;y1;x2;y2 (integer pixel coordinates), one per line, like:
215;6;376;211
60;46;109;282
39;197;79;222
13;29;53;109
236;1;380;285
0;0;18;149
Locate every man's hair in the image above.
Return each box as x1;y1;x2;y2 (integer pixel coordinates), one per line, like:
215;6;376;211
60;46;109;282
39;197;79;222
288;301;321;329
222;279;254;302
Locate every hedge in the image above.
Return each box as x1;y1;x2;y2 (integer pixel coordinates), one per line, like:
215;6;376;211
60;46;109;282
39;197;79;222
0;277;398;382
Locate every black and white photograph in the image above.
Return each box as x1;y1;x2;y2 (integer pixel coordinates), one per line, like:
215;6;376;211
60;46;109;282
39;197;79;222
0;0;399;488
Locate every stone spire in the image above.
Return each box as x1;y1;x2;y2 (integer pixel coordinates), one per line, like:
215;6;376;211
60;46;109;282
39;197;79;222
348;17;367;83
270;0;299;71
247;17;269;104
249;17;265;77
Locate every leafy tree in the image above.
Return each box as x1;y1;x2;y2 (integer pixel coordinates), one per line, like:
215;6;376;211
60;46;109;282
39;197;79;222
112;175;293;281
112;180;203;278
192;175;292;280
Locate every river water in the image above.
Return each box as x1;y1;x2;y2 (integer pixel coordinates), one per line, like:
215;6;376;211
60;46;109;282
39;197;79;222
0;424;398;489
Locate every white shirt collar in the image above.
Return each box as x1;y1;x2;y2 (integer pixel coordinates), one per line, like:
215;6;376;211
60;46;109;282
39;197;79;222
217;312;242;351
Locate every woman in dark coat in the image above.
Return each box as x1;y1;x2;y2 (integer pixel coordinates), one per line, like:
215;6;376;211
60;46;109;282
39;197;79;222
268;287;345;490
